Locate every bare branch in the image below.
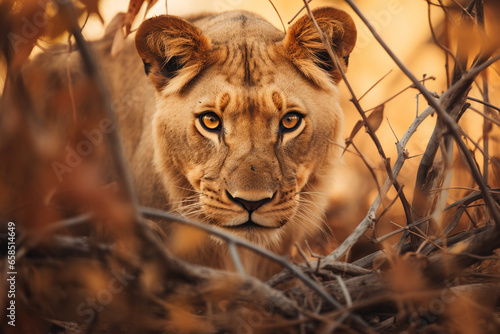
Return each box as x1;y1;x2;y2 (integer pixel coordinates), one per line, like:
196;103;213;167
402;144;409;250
468;96;500;114
322;104;435;264
343;0;500;228
301;0;415;257
228;241;245;274
140;206;371;329
58;1;140;220
268;0;286;33
287;0;313;24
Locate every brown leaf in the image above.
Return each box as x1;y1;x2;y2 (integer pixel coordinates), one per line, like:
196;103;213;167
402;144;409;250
43;6;75;40
111;28;125;58
107;13;126;57
124;0;158;36
367;104;384;132
346;120;363;147
104;12;126;37
344;105;385;152
145;0;159;13
79;0;103;24
1;0;47;68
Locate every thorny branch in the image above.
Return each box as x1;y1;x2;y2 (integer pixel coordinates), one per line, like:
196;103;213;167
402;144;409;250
141;207;371;329
301;0;415;256
267;0;500;281
344;0;500;228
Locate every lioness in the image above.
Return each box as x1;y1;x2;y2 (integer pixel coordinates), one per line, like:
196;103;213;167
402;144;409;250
25;7;356;278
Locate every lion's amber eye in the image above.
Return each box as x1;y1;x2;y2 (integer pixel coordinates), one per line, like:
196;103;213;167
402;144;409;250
199;112;222;132
280;112;303;132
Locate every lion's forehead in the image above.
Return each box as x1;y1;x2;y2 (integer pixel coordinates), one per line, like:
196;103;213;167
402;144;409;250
192;11;288;87
211;41;285;87
197;10;284;45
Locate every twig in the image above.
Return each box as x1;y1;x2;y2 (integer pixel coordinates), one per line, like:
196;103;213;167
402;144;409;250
228;241;245;274
59;2;140;220
288;0;313;25
374;217;431;244
322;104;435;264
426;0;457;64
66;37;77;122
476;0;492;224
295;243;313;269
349;141;381;197
334;275;352;307
441;189;500;238
451;1;475;84
467;96;500;114
16;233;302;320
424;225;500;281
343;0;500;228
324;49;499;258
371;185;408;241
302;2;392;180
364;76;436;113
301;0;414;248
409;0;478;248
18;213;92;254
358;69;392;102
430;1;453;87
140;206;371;329
268;0;286;33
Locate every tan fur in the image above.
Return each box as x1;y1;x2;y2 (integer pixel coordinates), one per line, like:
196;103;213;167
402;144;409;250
24;7;356;279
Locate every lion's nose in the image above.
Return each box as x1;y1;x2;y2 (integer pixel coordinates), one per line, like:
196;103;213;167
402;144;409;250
226;191;274;213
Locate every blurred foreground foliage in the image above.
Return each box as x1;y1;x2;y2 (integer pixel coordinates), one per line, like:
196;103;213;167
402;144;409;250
1;0;500;333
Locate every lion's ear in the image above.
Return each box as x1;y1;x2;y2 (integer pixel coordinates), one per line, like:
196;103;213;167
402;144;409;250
135;15;211;92
284;7;356;84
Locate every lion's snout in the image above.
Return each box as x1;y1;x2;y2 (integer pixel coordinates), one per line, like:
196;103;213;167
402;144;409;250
226;190;275;213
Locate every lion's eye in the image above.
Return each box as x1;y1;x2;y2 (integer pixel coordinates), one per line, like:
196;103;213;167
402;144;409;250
280;112;303;132
199;112;222;132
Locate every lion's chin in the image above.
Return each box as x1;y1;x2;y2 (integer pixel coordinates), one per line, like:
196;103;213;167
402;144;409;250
222;220;282;230
210;221;286;249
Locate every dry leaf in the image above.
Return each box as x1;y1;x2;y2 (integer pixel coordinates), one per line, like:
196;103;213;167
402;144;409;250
367;104;384;132
106;13;127;57
145;0;159;13
79;0;103;24
104;12;126;37
2;0;47;68
124;0;159;36
344;104;385;152
111;27;126;58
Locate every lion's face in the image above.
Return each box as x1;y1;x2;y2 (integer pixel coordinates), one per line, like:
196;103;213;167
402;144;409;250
136;8;356;246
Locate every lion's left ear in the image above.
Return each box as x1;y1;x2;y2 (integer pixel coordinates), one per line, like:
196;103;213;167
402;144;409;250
135;15;211;92
284;7;357;84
